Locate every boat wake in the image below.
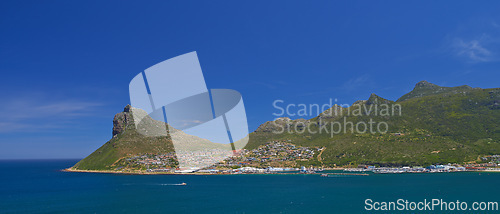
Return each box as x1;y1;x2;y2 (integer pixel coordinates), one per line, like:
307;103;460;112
160;183;187;186
122;183;187;186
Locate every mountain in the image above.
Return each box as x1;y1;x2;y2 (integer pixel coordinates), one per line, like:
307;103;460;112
71;81;500;170
71;105;176;171
72;106;235;171
247;81;500;166
397;80;476;102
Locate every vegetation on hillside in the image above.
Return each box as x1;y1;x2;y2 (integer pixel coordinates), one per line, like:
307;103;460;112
248;81;500;167
73;81;500;170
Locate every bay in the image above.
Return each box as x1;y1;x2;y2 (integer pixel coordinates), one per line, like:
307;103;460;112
0;160;499;213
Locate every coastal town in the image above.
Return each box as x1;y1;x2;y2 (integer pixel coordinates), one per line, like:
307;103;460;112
344;163;500;174
115;141;321;173
110;141;500;175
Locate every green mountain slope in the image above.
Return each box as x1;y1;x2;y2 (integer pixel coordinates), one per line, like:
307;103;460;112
73;81;500;170
397;80;478;102
247;81;500;166
71;105;175;170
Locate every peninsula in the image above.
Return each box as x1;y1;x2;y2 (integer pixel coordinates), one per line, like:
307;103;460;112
67;81;500;174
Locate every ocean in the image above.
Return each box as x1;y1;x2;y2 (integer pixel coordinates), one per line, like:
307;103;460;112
0;160;499;213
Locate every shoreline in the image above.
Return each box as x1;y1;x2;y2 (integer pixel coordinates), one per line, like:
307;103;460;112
63;167;500;175
62;168;212;175
62;167;347;175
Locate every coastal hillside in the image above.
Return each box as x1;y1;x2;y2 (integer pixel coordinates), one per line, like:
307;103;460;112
72;81;500;170
71;105;176;171
247;81;500;166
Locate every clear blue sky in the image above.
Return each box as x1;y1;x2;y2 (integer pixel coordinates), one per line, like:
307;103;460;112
1;1;499;159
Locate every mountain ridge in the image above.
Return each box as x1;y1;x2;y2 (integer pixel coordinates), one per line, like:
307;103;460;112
72;81;500;170
396;80;480;102
247;81;499;166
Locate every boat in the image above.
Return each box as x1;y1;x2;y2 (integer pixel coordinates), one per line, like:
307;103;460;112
180;182;187;185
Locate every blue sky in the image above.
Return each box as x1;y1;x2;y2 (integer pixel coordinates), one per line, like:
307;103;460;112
1;1;500;159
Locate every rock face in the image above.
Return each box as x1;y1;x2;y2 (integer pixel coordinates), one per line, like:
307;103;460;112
352;100;367;106
255;117;292;132
414;80;439;89
255;117;317;133
317;104;344;122
366;93;392;105
112;105;133;137
397;80;479;102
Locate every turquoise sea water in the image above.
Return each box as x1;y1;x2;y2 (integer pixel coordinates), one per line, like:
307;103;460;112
0;160;499;213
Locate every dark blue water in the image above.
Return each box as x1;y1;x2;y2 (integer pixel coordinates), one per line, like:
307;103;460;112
0;160;499;213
